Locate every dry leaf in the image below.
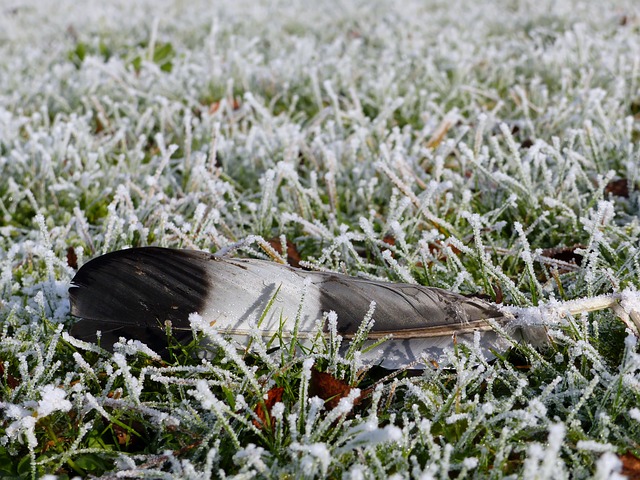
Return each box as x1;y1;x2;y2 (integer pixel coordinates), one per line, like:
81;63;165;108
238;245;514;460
67;246;78;270
382;235;396;247
210;98;241;114
541;244;585;267
254;386;284;430
0;361;20;389
621;453;640;480
309;369;361;410
605;179;631;198
112;421;145;449
113;424;130;445
267;237;302;268
418;240;461;266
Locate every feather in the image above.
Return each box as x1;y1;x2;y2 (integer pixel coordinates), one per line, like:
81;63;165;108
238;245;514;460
69;247;511;368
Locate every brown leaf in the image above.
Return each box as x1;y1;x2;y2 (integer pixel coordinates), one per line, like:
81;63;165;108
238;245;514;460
470;284;503;304
267;238;302;268
421;240;461;265
0;361;20;389
107;390;122;400
209;101;221;114
381;235;397;259
493;283;504;304
113;424;130;445
253;386;284;430
93;117;105;134
605;179;631;198
413;241;461;270
540;244;585;266
67;246;78;270
173;439;203;456
209;98;241;114
621;453;640;480
112;421;145;449
430;240;461;258
309;369;362;410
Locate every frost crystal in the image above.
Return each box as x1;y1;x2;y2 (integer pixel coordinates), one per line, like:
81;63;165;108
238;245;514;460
37;385;72;417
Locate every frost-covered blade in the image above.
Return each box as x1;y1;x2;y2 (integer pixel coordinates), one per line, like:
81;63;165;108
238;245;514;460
69;247;509;367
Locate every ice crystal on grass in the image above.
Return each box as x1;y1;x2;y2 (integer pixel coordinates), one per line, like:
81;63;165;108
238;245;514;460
594;453;625;480
0;385;71;450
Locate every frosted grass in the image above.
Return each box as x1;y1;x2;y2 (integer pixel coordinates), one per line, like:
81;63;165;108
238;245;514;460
1;0;640;477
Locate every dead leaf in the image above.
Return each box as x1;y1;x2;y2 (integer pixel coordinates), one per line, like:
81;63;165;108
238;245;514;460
424;240;461;264
173;439;203;456
309;369;362;410
67;246;78;269
267;238;302;268
112;421;145;449
540;244;585;267
493;283;504;304
0;361;20;389
113;424;130;445
605;179;631;198
382;235;395;247
381;235;397;258
210;98;241;114
621;453;640;480
254;386;284;430
468;284;503;304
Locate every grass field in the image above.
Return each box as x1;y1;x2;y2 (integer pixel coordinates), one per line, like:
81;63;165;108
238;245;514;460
1;0;640;478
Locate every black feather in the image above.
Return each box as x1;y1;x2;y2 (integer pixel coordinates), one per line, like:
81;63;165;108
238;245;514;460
69;248;212;355
317;275;503;336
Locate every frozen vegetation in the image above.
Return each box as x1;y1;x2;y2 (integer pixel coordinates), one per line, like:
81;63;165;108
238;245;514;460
1;0;640;477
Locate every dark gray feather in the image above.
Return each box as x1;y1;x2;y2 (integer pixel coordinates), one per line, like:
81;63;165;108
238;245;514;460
69;247;508;366
69;248;212;355
317;275;503;336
